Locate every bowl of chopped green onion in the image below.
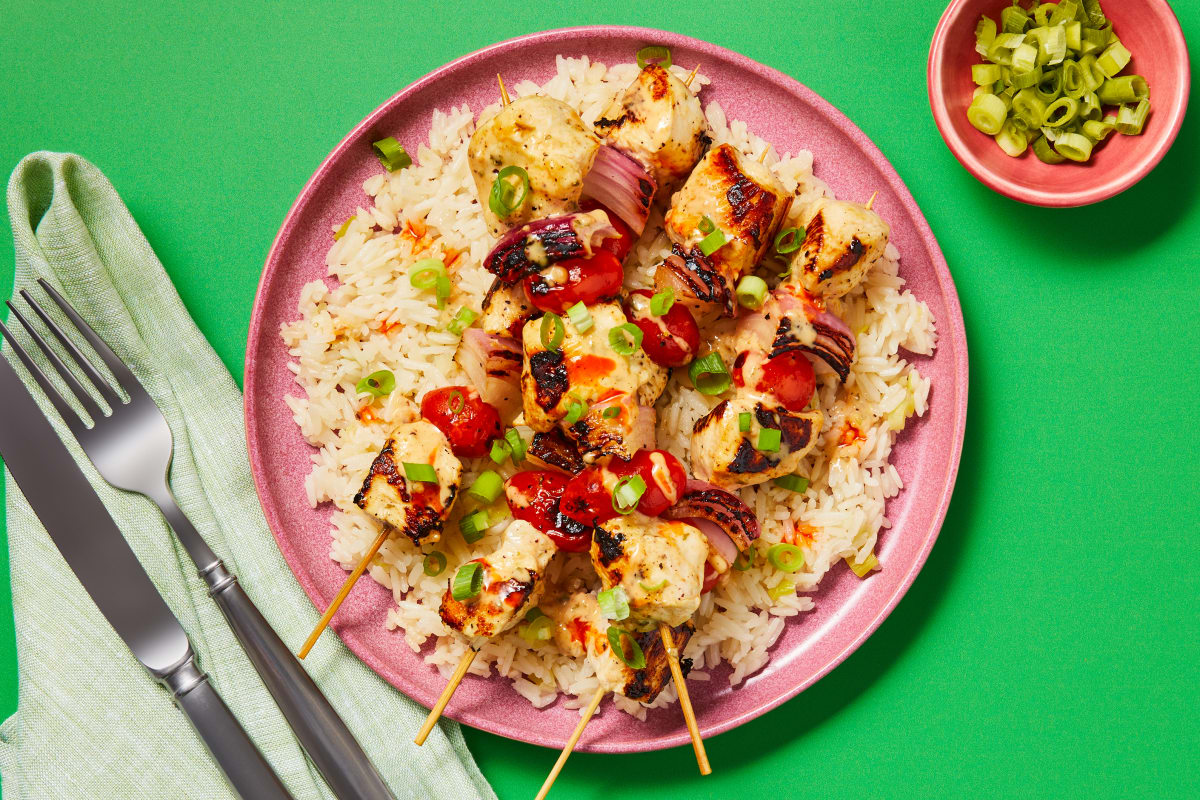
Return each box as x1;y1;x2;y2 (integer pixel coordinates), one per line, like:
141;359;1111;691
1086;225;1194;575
929;0;1189;206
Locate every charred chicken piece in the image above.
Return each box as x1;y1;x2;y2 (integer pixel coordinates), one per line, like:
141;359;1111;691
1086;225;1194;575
354;420;462;545
783;197;891;301
690;395;822;490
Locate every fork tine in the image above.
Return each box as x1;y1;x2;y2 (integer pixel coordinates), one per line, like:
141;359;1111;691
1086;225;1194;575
0;318;87;431
6;301;106;423
20;288;124;407
36;279;142;398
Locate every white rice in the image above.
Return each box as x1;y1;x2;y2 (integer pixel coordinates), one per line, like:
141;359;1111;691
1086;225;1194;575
280;56;937;718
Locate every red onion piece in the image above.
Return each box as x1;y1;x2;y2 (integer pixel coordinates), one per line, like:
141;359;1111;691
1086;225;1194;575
687;517;739;565
768;291;856;381
663;479;759;552
458;329;522;417
483;211;620;284
581;145;657;236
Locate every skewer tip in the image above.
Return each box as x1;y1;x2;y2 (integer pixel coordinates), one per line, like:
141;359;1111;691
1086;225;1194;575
297;527;390;659
659;622;711;776
865;191;878;210
414;647;479;746
497;73;511;106
535;686;607;800
684;64;700;89
758;149;770;164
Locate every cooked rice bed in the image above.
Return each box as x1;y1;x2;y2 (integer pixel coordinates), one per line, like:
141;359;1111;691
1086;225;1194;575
280;56;936;718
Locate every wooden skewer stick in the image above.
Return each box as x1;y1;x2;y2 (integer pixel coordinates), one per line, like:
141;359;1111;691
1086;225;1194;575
865;191;878;210
497;73;511;106
298;527;389;659
414;647;479;746
660;622;711;775
758;149;771;164
684;65;700;88
534;687;607;800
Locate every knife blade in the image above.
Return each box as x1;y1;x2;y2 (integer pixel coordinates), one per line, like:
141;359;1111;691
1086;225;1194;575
0;353;293;800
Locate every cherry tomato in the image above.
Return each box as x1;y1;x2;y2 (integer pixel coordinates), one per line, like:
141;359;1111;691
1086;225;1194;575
623;289;700;368
702;563;721;594
523;250;624;315
560;449;687;525
757;350;816;413
505;471;593;552
420;385;501;458
580;198;635;263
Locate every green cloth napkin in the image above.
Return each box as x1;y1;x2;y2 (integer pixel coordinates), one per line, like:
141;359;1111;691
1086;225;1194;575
0;152;495;800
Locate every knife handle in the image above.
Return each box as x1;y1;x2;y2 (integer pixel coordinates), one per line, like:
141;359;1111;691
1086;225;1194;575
163;656;295;800
205;565;397;800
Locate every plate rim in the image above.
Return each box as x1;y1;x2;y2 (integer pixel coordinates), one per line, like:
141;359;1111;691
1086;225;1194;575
244;24;969;751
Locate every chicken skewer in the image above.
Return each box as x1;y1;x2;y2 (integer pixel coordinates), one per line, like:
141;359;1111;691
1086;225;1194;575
299;419;463;658
414;518;557;744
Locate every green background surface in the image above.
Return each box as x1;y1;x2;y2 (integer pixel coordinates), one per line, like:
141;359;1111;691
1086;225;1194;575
1;1;1197;798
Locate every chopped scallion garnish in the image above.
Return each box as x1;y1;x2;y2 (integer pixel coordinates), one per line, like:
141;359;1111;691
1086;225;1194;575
505;428;526;463
519;612;553;644
756;427;782;453
566;301;593;333
422;551;447;577
733;547;755;571
736;275;768;310
372;137;412;171
774;227;802;254
447;306;478;336
846;552;879;578
611;474;647;515
650;288;675;316
772;474;810;493
688;352;730;395
489;438;511;465
698;226;728;257
639;579;669;592
602;406;621;419
597;587;630;621
489;165;530;218
356;369;395;398
540;312;565;351
606;626;647;669
563;400;587;425
467;470;503;503
738;412;752;432
333;217;353;240
635;45;671;70
403;462;438;484
767;579;795;602
767;543;805;573
608;323;643;356
459;510;492;544
451;562;483;600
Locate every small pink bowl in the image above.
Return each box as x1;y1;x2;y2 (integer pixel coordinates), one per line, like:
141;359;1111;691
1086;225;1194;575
929;0;1190;207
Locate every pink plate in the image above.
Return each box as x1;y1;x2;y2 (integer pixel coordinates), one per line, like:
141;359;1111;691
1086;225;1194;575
245;26;968;753
929;0;1190;207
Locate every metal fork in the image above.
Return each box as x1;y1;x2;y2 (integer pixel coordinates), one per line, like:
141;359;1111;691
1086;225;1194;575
1;279;396;800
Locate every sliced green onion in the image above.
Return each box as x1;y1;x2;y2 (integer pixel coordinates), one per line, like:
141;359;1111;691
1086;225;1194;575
519;612;553;644
1000;4;1029;34
447;306;478;336
698;227;728;257
1098;75;1149;105
639;579;669;592
333;217;354;240
597;587;630;621
451;562;483;600
540;312;565;351
563;400;587;425
566;301;593;333
1040;25;1067;65
602;406;621;418
447;389;465;416
459;509;492;544
738;411;752;433
606;626;647;668
768;579;795;602
1116;99;1150;136
988;32;1025;65
467;470;503;503
636;45;671;70
608;323;643;356
733;547;755;571
505;428;526;463
488;165;531;218
972;63;1003;86
735;275;769;311
1097;40;1131;78
996;121;1030;157
772;474;810;493
767;542;805;573
774;227;802;254
697;215;717;234
975;16;998;57
650;288;675;316
356;369;395;397
1011;43;1039;76
1082;118;1115;143
423;551;447;577
1081;25;1111;55
1082;0;1107;29
1032;134;1066;164
1034;66;1064;102
967;93;1007;136
1013;88;1048;128
688;353;730;395
403;462;438;484
1078;55;1104;92
756;427;781;453
611;474;647;515
1053;132;1093;162
846;552;879;578
409;258;448;305
1078;91;1102;121
1043;96;1080;127
489;438;511;465
1064;21;1083;53
1061;60;1087;98
372;137;412;171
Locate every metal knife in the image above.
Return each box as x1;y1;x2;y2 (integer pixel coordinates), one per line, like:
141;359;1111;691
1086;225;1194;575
0;354;295;800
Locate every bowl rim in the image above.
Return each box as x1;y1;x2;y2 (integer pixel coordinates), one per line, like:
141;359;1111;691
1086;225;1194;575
927;0;1191;207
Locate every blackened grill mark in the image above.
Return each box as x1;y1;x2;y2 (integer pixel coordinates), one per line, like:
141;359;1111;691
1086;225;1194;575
619;622;695;702
637;179;654;209
665;244;734;315
832;237;865;272
354;440;404;507
402;505;444;545
484;219;587;283
770;312;853;382
529;350;568;411
528;429;586;474
593;524;625;567
728;438;775;474
801;211;826;279
711;145;780;248
692;400;729;435
754;403;817;452
686;489;760;544
647;65;670;100
569;416;628;460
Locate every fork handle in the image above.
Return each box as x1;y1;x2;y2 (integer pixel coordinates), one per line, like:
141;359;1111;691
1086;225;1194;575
206;566;398;800
162;655;295;800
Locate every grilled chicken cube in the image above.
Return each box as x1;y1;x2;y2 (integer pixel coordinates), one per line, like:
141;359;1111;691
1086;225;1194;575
690;395;822;490
520;302;666;462
783;197;891;300
438;520;555;646
542;592;695;702
664;143;791;288
479;276;539;338
593;64;711;191
354;420;462;545
468;96;602;239
590;513;708;629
